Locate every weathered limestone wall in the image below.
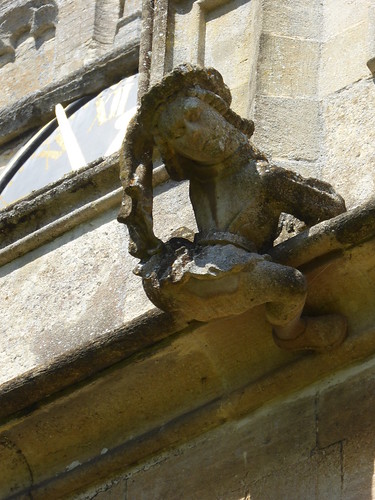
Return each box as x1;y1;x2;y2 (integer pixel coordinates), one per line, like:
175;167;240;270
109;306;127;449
1;0;375;498
0;175;194;384
0;0;140;157
1;0;141;109
78;357;375;499
154;0;262;116
320;0;375;208
253;0;322;179
252;0;375;210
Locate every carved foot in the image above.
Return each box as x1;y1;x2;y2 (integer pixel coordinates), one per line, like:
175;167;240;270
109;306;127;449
273;314;347;352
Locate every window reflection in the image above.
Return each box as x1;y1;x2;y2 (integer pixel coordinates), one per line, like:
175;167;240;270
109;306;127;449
0;73;138;209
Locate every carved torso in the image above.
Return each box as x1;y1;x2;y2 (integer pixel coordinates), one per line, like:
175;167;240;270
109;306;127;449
189;160;281;252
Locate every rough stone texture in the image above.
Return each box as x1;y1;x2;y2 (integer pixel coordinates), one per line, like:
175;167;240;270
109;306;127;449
204;0;258;115
125;394;319;499
321;79;375;208
253;96;320;164
2;239;375;497
0;179;194;385
320;20;372;97
73;357;375;500
323;0;371;39
0;0;142;109
3;293;375;499
262;0;321;40
0;0;141;146
253;0;322;178
257;34;319;98
119;64;348;352
1;0;375;498
317;361;375;499
0;437;32;497
170;0;261;116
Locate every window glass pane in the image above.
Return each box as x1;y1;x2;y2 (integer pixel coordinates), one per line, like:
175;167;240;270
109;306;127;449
0;73;138;209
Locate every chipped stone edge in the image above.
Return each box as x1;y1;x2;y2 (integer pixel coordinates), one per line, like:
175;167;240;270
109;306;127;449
0;308;190;424
269;198;375;268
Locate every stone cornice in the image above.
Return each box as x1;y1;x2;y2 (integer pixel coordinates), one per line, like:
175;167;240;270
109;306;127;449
270;198;375;266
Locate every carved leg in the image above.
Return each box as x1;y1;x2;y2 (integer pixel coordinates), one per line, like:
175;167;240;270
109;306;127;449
272;314;347;352
253;260;307;334
253;260;347;351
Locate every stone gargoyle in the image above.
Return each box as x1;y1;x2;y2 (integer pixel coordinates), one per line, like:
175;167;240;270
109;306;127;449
118;64;347;352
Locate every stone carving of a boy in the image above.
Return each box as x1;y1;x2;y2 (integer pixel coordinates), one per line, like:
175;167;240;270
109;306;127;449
118;64;347;352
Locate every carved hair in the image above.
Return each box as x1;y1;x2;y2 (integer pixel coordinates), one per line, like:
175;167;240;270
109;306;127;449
118;64;256;260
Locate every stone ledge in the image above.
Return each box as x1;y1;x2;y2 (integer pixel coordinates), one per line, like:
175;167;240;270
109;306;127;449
1;202;375;496
2;152;375;497
0;154;169;267
0;153;120;247
270;197;375;267
1;302;375;499
2;188;375;421
0;309;189;424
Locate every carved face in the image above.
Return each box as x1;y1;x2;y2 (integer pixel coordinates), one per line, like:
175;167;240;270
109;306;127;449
155;96;238;166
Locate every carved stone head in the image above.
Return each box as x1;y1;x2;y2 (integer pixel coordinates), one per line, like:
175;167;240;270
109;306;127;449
117;64;255;259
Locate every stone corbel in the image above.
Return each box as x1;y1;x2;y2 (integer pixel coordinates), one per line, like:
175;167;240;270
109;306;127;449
118;64;359;353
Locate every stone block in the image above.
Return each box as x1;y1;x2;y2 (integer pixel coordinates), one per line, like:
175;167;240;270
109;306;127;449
321;79;375;208
262;0;321;40
257;34;319;98
315;359;375;498
323;0;370;39
319;20;371;97
2;325;239;484
270;158;321;180
341;434;375;499
204;0;257;113
317;360;375;448
186;307;295;391
126;393;317;499
253;96;320;161
166;0;261;114
249;443;342;500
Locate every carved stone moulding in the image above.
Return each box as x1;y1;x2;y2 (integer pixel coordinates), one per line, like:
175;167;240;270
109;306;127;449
0;0;58;68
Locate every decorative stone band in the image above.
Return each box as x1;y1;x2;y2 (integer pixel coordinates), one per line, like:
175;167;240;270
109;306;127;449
195;231;257;254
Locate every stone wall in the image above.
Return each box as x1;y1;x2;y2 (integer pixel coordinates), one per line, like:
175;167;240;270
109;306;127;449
0;0;141;110
320;0;375;208
1;0;375;498
79;357;375;499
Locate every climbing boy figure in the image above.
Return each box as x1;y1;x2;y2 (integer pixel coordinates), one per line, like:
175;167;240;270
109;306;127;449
118;64;347;352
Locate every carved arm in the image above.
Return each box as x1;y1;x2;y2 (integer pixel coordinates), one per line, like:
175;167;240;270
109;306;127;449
262;164;346;226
